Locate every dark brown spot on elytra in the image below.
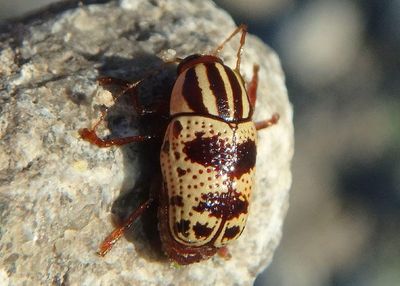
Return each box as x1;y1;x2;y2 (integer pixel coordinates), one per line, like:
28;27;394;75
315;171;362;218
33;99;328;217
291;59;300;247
192;191;248;219
234;140;257;178
174;152;180;160
175;219;190;237
223;225;241;239
177;167;186;177
170;195;184;207
183;132;256;179
173;121;183;138
193;222;214;238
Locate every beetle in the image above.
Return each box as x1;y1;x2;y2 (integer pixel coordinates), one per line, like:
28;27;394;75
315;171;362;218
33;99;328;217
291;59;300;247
79;24;279;264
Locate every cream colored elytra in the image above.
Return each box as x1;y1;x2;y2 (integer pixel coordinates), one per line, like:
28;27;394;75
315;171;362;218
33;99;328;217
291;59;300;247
160;113;257;247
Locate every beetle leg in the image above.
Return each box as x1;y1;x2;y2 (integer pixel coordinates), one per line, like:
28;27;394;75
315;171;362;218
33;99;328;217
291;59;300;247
80;73;170;147
98;61;177;117
247;65;280;130
217;246;232;260
98;198;154;257
247;64;259;110
98;76;148;115
214;24;247;71
79;103;156;147
98;76;166;116
97;76;132;88
79;108;157;147
255;113;280;130
79;127;156;147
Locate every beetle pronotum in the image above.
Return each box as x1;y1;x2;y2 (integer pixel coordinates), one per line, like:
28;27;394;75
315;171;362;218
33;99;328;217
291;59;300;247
79;24;279;264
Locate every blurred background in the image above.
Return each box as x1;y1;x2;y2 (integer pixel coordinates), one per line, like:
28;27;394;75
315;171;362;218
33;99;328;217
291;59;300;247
1;0;399;285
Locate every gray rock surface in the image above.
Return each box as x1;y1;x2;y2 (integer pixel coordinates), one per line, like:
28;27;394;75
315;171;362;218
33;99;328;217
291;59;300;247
0;0;293;285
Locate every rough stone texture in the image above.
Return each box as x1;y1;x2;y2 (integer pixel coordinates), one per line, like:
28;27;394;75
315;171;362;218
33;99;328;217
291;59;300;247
0;0;293;285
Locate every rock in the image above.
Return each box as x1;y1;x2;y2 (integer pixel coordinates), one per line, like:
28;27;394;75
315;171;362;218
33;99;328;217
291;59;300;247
0;0;293;285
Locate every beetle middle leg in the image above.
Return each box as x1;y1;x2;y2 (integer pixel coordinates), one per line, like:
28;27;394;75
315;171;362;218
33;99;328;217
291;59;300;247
217;246;232;260
98;76;168;117
79;128;156;147
79;70;172;147
79;107;156;147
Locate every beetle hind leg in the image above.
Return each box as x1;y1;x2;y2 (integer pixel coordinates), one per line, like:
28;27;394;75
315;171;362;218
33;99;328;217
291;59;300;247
98;198;154;257
217;246;232;260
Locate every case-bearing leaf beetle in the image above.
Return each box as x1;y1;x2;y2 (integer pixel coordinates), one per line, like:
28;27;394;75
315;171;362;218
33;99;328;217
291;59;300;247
79;24;279;265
